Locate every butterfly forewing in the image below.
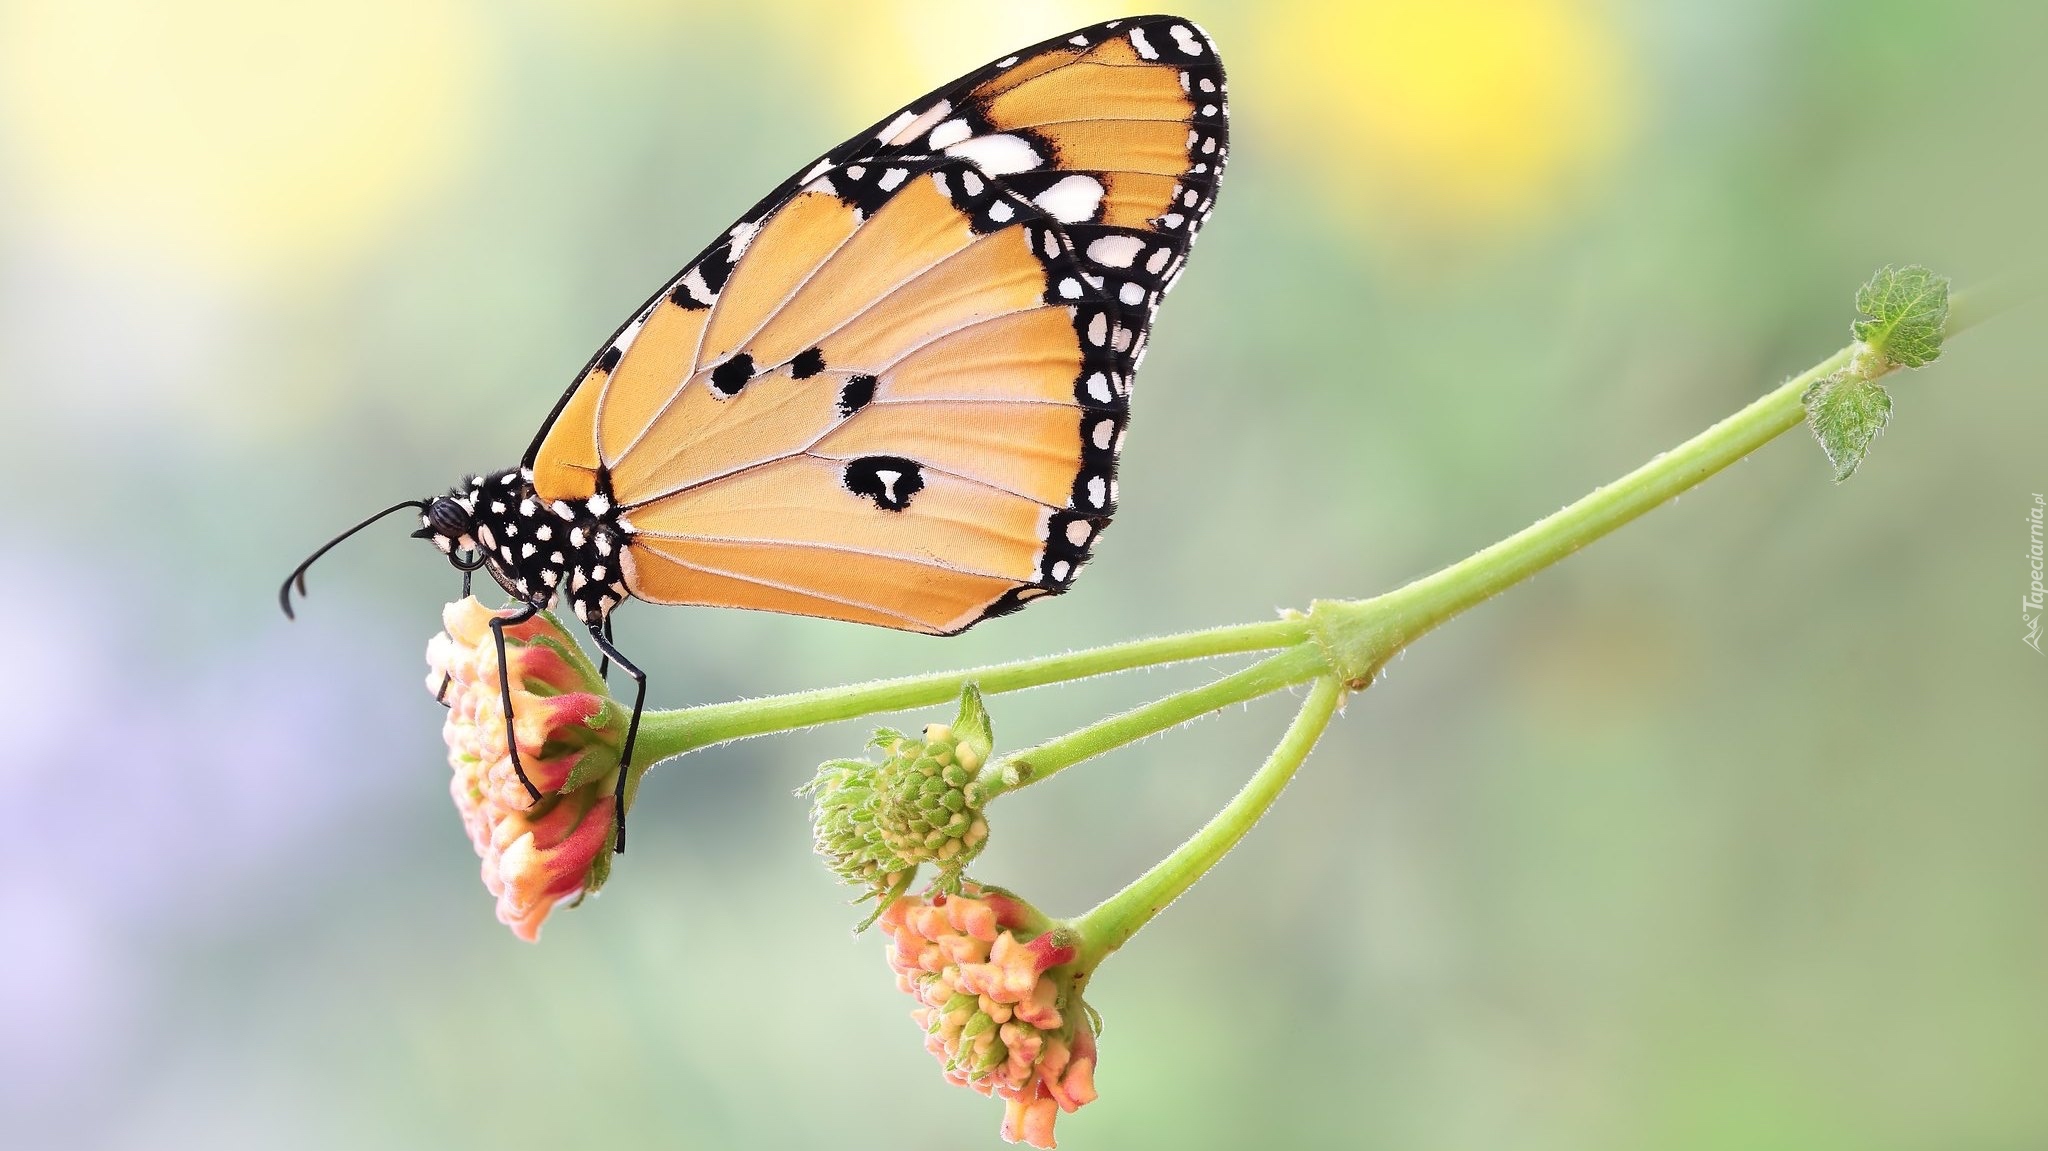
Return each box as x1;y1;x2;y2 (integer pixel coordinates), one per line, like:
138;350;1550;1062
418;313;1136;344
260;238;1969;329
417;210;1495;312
526;14;1228;634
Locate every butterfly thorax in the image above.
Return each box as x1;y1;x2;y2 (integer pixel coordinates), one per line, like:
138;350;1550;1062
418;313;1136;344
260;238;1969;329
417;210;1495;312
420;467;633;625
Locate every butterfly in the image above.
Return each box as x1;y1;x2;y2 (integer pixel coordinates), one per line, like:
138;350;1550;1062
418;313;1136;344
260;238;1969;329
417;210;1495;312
281;14;1230;849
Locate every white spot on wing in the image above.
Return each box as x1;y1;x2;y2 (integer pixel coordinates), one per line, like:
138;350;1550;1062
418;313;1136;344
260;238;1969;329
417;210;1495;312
986;199;1014;223
1170;24;1203;55
946;133;1042;175
801;159;834;183
1087;235;1145;268
889;100;952;147
877;109;917;143
1034;174;1103;224
879;167;909;191
1129;26;1158;59
927;118;973;149
611;314;647;357
680;267;714;305
728;220;760;258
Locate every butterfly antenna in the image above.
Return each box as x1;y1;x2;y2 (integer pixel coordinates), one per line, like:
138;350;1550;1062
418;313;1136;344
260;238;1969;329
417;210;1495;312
280;499;430;619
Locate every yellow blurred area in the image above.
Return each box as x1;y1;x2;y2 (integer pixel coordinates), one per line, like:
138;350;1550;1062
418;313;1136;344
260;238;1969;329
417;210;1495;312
761;0;1132;112
1253;0;1629;236
0;0;487;282
759;0;1628;240
0;0;1632;287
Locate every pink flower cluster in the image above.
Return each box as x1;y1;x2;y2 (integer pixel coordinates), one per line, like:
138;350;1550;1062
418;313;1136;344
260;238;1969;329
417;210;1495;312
881;887;1099;1148
426;598;623;941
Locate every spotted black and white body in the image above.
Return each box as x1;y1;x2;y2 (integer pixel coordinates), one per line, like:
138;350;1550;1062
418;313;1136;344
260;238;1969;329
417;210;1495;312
419;468;634;628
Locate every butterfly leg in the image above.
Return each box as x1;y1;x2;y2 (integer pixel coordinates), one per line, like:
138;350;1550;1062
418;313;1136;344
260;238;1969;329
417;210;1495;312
586;623;644;854
596;615;613;682
436;559;480;705
491;601;545;803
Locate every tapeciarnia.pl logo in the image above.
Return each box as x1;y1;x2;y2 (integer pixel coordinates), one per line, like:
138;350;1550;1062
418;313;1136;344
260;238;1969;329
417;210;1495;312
2026;494;2044;654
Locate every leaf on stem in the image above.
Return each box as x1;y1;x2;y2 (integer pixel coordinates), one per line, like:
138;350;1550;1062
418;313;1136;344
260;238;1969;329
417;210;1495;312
1852;264;1951;370
1803;374;1894;482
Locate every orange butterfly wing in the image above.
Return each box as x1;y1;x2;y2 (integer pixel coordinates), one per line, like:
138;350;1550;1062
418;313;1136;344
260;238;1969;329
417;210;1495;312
526;15;1228;634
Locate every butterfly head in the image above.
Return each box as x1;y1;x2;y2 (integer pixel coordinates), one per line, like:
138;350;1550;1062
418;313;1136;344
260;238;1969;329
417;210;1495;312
420;493;477;553
411;474;493;562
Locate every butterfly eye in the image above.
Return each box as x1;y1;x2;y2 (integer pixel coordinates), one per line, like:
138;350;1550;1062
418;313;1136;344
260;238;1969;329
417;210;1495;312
427;497;473;538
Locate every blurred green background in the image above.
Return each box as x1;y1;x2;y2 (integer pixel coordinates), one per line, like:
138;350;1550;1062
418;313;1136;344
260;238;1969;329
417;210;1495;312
2;0;2042;1147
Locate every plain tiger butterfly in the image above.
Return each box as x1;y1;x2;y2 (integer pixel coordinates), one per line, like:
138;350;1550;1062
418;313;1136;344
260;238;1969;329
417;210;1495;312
282;14;1231;849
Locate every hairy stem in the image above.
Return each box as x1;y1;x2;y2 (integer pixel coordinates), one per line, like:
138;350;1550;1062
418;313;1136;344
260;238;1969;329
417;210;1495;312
1308;279;2030;682
1072;676;1344;970
975;643;1330;800
633;616;1308;762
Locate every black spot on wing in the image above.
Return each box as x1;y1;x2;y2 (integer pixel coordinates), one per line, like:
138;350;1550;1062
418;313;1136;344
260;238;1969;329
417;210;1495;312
710;353;755;397
791;347;826;379
838;374;877;417
843;455;923;511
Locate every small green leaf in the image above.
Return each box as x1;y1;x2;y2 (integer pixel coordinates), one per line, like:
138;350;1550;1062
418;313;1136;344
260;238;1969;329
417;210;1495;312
951;682;994;759
1851;264;1950;369
1804;375;1894;481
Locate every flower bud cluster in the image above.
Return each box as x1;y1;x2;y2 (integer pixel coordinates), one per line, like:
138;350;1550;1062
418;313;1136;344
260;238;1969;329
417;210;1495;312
805;745;915;904
874;721;990;873
426;597;626;941
881;886;1098;1148
804;686;993;908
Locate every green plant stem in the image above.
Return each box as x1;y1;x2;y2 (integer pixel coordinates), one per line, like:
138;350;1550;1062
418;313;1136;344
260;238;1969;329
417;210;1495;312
975;643;1330;799
1071;676;1344;971
632;616;1308;762
1307;285;2028;685
1331;347;1848;664
1318;282;2039;671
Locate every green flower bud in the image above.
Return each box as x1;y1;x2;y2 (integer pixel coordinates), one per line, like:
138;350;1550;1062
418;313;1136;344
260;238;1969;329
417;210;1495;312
873;687;995;892
801;749;914;914
803;686;999;918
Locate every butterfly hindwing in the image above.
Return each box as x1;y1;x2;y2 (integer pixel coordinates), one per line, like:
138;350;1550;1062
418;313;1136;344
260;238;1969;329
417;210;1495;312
526;14;1227;633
